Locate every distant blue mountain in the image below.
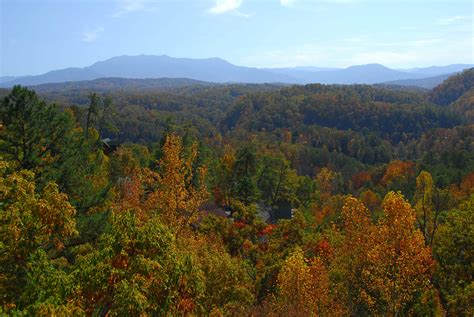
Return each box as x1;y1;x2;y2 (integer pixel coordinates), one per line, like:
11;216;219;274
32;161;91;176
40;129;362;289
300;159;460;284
0;76;23;84
382;73;456;89
2;55;294;87
266;63;454;85
398;64;473;76
304;63;414;84
263;66;340;80
1;55;471;87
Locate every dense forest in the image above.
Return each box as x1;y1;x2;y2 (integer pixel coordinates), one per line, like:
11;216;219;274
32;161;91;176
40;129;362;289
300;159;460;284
1;68;473;315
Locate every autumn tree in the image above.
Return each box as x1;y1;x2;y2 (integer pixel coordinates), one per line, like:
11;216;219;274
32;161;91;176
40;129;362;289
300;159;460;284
335;196;374;314
315;167;338;201
352;171;372;190
145;133;208;234
363;192;435;315
382;160;416;194
109;145;150;182
215;144;235;206
82;134;254;315
414;171;439;245
334;194;436;315
200;200;265;258
74;210;204;315
190;235;255;314
360;189;381;214
274;248;337;316
460;172;474;196
0;160;78;312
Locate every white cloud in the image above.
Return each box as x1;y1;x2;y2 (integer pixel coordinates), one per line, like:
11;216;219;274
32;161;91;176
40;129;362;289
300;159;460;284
242;35;473;68
208;0;243;14
234;10;255;18
112;0;148;18
436;15;466;25
346;38;473;67
280;0;296;7
82;27;104;43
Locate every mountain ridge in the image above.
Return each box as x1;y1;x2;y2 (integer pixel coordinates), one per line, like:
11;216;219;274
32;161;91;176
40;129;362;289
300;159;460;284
2;55;472;87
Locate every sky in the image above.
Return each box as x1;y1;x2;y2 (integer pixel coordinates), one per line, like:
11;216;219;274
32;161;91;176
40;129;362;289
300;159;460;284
1;0;473;76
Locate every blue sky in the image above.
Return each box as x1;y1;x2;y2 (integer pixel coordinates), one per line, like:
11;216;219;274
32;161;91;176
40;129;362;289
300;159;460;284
1;0;473;76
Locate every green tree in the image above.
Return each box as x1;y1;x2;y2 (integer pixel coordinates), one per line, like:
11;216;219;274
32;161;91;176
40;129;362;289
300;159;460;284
232;145;259;204
85;93;117;138
257;155;297;207
433;195;474;316
0;85;73;172
0;86;111;212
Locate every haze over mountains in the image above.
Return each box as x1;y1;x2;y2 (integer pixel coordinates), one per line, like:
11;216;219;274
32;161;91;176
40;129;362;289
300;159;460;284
1;55;471;89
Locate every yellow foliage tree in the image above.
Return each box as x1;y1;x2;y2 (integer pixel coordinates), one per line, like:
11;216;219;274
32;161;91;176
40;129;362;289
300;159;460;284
145;134;208;235
363;192;435;315
275;248;336;316
337;196;375;313
0;160;77;307
316;167;337;201
414;171;437;245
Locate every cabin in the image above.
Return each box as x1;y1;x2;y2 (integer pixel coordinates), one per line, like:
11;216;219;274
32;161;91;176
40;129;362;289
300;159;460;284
256;203;271;223
191;201;231;230
268;199;293;224
256;200;295;224
101;138;118;155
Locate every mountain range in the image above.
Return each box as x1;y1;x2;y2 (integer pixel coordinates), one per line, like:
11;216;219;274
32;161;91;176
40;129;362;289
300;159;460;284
1;55;472;88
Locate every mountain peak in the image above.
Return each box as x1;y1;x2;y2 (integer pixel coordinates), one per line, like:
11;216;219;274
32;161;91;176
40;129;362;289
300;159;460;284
346;63;390;70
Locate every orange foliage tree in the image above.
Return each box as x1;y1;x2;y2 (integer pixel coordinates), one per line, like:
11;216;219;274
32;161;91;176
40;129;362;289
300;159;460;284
382;160;415;187
145;134;208;235
336;196;375;314
360;189;381;213
352;171;372;190
460;172;474;196
335;193;435;315
274;248;338;316
363;192;435;315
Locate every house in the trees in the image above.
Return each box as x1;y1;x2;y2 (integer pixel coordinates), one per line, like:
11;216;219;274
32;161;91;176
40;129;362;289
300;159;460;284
257;200;295;224
191;201;231;229
269;199;294;223
101;138;118;155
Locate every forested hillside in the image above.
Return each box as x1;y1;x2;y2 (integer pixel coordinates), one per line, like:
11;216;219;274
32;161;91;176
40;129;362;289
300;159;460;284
1;70;473;315
430;68;474;105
